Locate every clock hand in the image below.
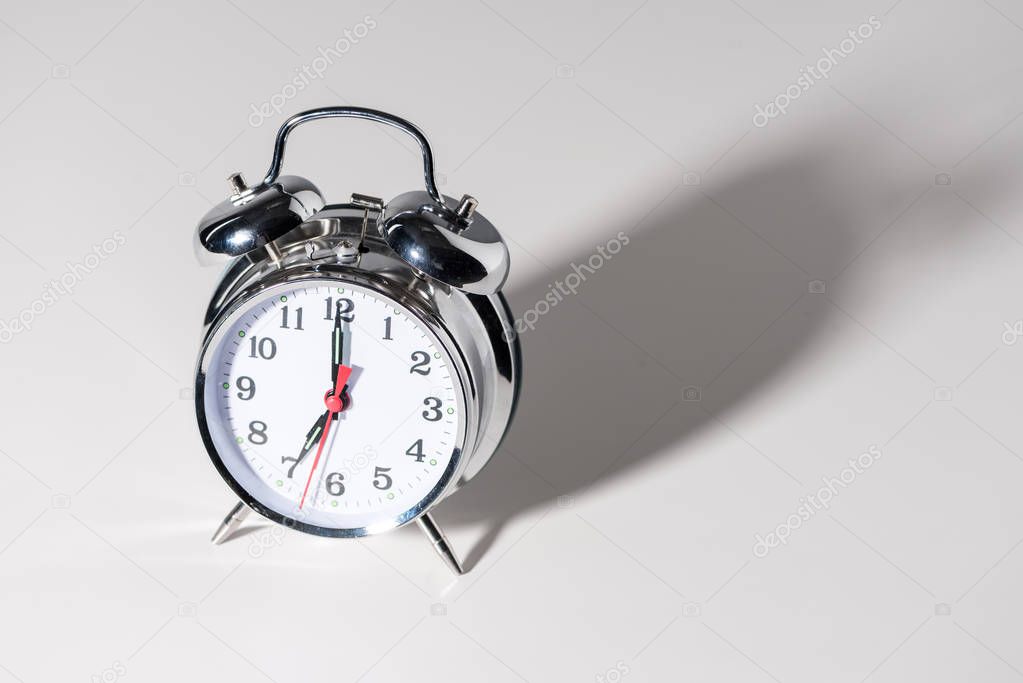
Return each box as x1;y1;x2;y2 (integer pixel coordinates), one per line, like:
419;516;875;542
331;307;347;386
282;411;329;478
299;363;353;510
333;308;358;413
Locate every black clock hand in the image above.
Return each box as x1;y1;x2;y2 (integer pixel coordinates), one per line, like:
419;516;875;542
331;306;352;404
331;307;345;386
282;411;329;478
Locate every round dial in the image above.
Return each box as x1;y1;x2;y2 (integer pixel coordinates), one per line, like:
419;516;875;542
199;278;465;536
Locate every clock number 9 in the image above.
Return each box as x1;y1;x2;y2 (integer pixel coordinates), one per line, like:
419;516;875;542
325;472;345;496
421;397;442;421
235;376;255;401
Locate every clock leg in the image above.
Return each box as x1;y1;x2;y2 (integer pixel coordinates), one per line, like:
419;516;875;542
210;501;251;545
416;512;465;575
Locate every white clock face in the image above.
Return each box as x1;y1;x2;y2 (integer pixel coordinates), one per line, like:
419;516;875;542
200;278;465;535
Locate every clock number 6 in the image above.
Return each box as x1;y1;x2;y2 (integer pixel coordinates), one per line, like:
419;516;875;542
325;472;345;496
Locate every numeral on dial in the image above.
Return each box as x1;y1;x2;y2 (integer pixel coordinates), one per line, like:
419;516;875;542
372;466;393;490
280;306;304;330
383;316;393;340
421;397;442;422
323;297;355;322
410;351;431;375
405;439;426;462
236;376;256;400
325;472;345;496
248;336;277;360
281;455;300;478
248;420;268;444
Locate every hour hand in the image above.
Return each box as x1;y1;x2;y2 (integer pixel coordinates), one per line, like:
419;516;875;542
282;411;328;478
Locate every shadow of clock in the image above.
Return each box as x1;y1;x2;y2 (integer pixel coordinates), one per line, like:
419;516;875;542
435;125;1017;571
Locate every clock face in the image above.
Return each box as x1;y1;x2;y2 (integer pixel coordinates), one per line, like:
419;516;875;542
198;278;465;536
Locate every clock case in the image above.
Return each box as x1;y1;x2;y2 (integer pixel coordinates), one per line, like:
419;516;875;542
193;107;521;573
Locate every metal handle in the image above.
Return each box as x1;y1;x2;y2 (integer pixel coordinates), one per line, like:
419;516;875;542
262;106;442;204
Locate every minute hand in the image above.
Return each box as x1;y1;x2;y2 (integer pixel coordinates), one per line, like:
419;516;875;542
331;308;346;385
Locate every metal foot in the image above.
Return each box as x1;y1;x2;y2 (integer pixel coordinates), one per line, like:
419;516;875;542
417;512;465;575
210;501;251;545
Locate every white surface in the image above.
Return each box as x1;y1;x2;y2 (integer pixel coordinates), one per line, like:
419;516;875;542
0;1;1021;681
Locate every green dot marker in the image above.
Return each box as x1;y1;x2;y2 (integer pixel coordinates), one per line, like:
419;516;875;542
387;492;395;500
331;500;338;507
280;295;287;302
337;287;344;293
429;459;437;466
222;382;229;390
447;407;454;414
238;330;245;337
276;480;283;487
433;352;440;359
235;436;243;443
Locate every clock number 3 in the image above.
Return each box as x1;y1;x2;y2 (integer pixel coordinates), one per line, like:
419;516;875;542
421;397;442;421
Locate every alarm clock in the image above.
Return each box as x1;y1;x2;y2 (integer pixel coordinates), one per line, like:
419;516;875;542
193;107;521;574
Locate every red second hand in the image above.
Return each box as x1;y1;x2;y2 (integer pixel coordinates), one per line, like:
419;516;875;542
299;365;352;510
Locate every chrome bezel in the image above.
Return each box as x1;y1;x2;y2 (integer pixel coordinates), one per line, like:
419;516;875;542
195;269;475;538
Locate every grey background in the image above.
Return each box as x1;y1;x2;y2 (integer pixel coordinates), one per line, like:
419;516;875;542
1;0;1022;681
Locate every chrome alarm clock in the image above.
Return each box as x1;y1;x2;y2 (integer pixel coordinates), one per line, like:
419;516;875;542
193;107;520;574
